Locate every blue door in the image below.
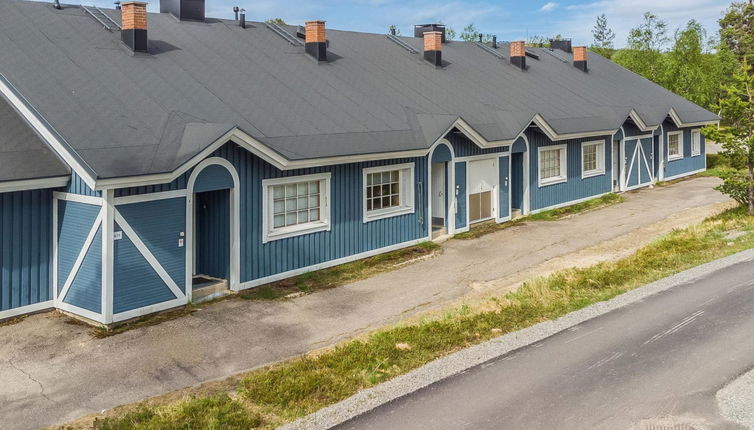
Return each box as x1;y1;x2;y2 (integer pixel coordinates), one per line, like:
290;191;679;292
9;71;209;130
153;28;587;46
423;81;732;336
499;156;510;219
195;189;230;279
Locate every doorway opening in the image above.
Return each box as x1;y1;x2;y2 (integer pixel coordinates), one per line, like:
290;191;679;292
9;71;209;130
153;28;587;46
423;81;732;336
511;152;524;218
193;189;230;301
431;162;447;238
612;140;621;192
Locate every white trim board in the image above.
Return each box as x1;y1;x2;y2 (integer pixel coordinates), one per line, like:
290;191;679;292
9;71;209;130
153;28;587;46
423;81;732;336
528;191;613;215
238;237;429;291
663;168;706;182
0;176;70;194
0;301;54;321
57;301;107;324
52;192;103;206
112;297;187;323
114;190;187;205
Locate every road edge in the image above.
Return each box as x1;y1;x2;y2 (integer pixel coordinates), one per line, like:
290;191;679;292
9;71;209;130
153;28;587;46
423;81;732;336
280;248;754;430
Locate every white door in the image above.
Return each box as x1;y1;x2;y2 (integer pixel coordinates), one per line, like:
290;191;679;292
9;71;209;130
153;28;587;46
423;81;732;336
468;158;497;223
612;141;620;192
431;163;445;223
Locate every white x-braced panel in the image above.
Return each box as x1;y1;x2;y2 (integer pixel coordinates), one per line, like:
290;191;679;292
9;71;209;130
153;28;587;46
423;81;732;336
58;207;104;302
113;210;185;300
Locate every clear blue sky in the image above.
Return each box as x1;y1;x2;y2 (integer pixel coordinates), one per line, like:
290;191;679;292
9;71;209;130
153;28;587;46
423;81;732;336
94;0;729;47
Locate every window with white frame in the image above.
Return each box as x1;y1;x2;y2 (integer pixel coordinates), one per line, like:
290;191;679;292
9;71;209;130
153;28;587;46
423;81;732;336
691;130;701;156
668;132;683;160
363;163;415;222
262;173;330;243
538;145;567;186
581;140;605;178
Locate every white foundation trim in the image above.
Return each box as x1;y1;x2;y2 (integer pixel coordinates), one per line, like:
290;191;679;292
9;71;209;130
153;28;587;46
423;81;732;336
0;301;54;321
528;191;612;215
238;237;429;290
663;168;707;182
57;301;107;324
112;297;187;323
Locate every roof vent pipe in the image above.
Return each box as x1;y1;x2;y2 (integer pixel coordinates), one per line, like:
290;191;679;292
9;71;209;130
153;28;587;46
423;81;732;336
573;46;588;72
239;9;246;28
510;40;526;70
121;1;148;53
233;6;239;20
115;1;121;9
53;0;61;9
305;20;327;62
492;35;497;49
423;31;442;66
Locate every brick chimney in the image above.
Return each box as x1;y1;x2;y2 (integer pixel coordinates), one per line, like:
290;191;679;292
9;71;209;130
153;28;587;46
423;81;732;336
510;41;526;70
574;46;588;72
121;1;148;53
305;20;327;62
423;31;442;67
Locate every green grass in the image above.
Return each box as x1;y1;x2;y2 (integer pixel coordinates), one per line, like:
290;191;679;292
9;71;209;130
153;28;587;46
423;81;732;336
239;242;441;300
92;395;262;430
454;193;624;239
76;206;754;430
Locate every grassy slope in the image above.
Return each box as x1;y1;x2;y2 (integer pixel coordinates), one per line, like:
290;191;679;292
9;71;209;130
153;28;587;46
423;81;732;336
77;205;754;430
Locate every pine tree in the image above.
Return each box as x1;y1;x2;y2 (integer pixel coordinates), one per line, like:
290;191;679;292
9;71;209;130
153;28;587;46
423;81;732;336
591;14;615;49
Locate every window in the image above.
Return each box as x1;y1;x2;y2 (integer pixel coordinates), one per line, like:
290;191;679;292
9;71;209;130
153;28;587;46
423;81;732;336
691;130;701;156
668;132;683;160
538;144;567;186
262;173;331;243
581;140;605;178
363;163;415;222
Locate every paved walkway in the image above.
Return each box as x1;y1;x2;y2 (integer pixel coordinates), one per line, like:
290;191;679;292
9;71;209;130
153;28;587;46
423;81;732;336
0;177;731;430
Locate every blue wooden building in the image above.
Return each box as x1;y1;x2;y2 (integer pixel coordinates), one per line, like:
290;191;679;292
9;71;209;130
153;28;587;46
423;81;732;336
0;0;717;324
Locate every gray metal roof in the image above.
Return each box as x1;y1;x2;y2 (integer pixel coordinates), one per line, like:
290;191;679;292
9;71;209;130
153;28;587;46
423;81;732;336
0;94;69;183
0;0;719;181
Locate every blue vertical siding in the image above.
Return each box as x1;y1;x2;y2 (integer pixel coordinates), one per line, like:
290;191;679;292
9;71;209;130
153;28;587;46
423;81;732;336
498;155;510;218
447;131;508;157
527;130;612;211
455;161;467;230
65;172;100;197
195;190;230;279
113;222;177;314
0;189;54;312
63;228;102;313
57;200;100;294
664;121;706;178
116;198;186;293
111;142;430;291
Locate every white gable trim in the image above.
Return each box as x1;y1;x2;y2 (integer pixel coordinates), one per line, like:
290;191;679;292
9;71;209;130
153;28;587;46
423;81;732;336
0;73;97;189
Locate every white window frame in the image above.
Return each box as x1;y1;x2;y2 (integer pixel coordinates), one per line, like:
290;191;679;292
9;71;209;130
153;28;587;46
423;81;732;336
538;144;568;187
667;131;684;161
691;129;701;157
580;140;606;179
362;162;415;223
262;172;331;243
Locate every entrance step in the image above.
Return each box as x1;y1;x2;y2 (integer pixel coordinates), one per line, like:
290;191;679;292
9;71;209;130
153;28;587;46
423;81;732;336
511;209;523;220
192;275;230;303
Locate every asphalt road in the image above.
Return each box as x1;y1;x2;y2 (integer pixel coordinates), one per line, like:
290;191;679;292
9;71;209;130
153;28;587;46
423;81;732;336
335;260;754;430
